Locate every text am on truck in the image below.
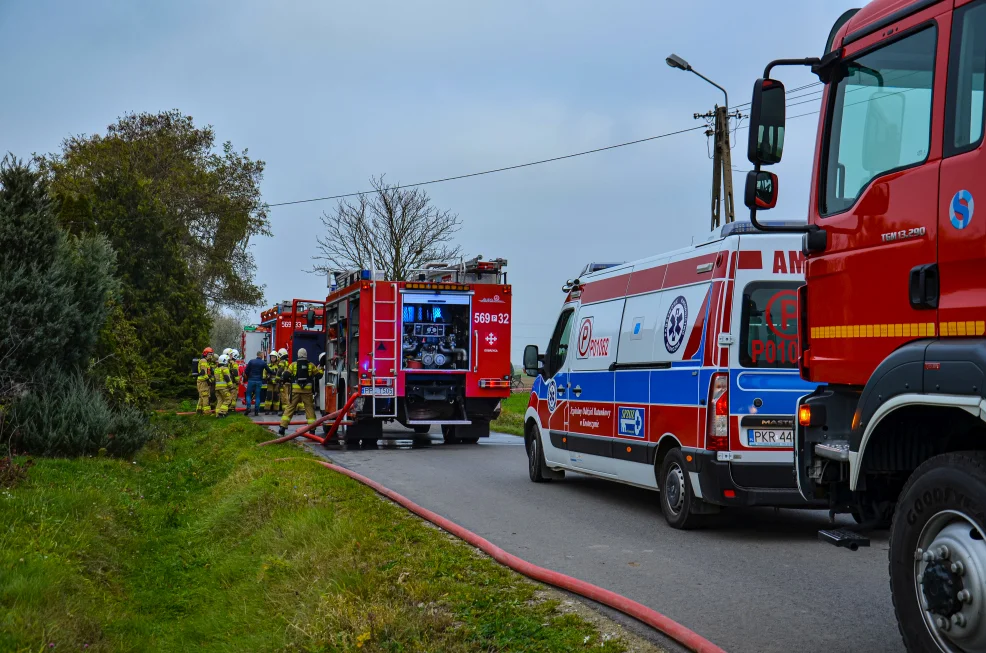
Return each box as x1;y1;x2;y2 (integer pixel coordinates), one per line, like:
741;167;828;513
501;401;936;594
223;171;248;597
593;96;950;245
320;257;512;445
745;0;986;649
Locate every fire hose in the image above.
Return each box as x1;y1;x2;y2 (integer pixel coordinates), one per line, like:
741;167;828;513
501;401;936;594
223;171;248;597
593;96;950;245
256;391;360;447
314;460;727;653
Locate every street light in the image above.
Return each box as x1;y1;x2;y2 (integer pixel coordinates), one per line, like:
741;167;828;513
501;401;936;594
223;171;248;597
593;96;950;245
665;52;728;110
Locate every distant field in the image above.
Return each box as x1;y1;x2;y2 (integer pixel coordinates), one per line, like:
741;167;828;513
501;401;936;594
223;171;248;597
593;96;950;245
0;412;627;652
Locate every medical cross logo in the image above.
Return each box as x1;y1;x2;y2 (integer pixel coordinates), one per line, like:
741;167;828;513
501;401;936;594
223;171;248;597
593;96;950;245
486;333;497;345
546;378;558;412
663;296;688;354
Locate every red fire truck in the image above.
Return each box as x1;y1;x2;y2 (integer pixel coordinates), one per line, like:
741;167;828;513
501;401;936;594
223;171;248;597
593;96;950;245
322;257;511;445
744;1;986;649
259;299;326;364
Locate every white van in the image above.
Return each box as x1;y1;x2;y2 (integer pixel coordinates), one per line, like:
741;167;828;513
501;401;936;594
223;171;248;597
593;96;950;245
522;222;822;528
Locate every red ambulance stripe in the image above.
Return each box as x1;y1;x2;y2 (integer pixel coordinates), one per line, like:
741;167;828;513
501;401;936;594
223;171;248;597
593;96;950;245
702;282;724;366
661;252;719;290
682;288;711;361
626;264;668;296
650;405;702;449
579;274;631;304
738;250;763;270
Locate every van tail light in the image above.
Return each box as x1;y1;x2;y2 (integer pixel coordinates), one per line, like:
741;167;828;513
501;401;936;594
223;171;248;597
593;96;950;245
706;373;729;451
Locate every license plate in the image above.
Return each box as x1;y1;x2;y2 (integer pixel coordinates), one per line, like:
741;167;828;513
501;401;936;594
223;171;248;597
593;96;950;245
361;386;395;396
747;429;793;447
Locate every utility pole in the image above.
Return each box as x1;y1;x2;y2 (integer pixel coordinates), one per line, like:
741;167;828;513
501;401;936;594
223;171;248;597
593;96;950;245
666;53;743;230
695;106;744;230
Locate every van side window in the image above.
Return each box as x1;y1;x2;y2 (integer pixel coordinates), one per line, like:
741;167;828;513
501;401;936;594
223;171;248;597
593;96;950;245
739;282;802;369
945;0;986;157
545;309;574;377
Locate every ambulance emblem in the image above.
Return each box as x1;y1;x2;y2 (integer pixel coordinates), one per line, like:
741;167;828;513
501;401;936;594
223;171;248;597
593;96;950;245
664;296;688;354
546;378;558;412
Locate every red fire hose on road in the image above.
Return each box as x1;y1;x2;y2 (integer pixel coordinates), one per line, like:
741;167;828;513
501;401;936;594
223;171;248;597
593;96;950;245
315;460;728;653
256;391;360;447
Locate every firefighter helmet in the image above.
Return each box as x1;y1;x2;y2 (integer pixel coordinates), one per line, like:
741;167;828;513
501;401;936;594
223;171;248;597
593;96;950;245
218;354;229;365
318;352;326;366
269;351;279;361
231;349;240;360
297;348;308;360
278;348;288;357
222;348;232;357
202;347;214;357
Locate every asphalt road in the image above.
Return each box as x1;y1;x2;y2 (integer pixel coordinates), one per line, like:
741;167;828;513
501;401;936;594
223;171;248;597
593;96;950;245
256;417;902;653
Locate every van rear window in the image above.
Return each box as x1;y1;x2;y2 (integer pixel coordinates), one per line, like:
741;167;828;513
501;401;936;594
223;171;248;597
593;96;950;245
739;282;802;368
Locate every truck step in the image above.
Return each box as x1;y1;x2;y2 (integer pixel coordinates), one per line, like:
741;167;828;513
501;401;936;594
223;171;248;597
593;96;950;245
814;441;850;461
818;528;870;551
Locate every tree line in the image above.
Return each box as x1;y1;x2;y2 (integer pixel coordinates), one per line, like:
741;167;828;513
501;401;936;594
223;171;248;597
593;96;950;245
0;110;268;456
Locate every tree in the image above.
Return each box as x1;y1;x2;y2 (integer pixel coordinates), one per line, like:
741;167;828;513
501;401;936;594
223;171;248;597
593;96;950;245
210;309;248;354
0;156;149;457
312;175;462;281
42;110;270;309
39;110;268;396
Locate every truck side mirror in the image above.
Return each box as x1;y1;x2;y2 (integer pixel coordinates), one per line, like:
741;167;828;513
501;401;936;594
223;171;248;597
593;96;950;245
306;308;316;330
744;171;779;210
747;78;786;165
523;344;541;377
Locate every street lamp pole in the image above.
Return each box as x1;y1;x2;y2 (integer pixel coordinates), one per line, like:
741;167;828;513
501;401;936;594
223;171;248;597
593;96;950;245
666;54;735;228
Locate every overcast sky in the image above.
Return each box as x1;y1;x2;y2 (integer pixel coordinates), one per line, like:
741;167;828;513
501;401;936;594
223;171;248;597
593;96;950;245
2;0;849;361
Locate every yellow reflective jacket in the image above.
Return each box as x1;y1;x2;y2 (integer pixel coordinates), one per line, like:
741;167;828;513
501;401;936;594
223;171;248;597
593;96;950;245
214;365;231;388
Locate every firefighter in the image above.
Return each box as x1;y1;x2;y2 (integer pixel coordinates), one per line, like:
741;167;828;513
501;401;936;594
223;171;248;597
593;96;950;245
227;350;241;413
278;348;322;435
265;351;280;414
196;347;215;414
214;354;232;417
277;348;290;413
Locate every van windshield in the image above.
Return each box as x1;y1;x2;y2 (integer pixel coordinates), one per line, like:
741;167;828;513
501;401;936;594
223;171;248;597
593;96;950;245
739;282;802;369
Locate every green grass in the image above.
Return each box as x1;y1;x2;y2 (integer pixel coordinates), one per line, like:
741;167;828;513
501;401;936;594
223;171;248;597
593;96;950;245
493;393;530;436
0;413;627;652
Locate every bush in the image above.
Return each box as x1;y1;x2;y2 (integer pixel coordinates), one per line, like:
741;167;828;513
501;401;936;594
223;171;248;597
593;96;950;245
8;370;150;458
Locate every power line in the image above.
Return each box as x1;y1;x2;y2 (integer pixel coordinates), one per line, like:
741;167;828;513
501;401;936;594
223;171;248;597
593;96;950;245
267;125;708;208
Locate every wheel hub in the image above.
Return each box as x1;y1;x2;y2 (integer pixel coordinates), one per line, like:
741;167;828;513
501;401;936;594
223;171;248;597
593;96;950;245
665;464;684;514
915;513;986;651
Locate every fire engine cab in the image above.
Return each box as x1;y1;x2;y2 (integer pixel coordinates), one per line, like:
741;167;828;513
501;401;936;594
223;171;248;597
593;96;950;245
743;0;986;648
322;257;512;445
522;222;819;528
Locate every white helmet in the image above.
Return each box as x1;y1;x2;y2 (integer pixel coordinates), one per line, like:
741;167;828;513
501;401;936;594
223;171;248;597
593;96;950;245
297;348;308;360
218;354;229;365
231;349;240;360
269;351;279;361
222;348;232;357
278;348;288;357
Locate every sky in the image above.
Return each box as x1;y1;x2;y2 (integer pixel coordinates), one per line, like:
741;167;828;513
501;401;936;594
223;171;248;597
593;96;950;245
1;0;850;362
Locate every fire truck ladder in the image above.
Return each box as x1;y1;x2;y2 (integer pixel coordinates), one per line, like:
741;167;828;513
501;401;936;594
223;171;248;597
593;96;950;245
370;272;398;419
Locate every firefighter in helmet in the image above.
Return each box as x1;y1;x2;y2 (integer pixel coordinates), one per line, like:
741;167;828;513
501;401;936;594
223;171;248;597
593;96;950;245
277;348;290;413
279;348;322;435
214;354;233;417
227;349;241;413
265;351;280;414
196;347;215;415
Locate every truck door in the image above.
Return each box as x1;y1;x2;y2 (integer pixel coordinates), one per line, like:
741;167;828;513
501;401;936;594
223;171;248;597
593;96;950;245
939;0;986;336
541;307;575;465
808;10;943;385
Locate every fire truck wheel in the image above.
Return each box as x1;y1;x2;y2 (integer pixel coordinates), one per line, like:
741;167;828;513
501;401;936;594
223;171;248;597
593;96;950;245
659;448;701;530
527;425;551;483
890;451;986;653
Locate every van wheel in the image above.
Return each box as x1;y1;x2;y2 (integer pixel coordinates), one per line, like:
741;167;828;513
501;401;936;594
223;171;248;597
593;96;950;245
412;425;431;434
528;425;551;483
660;448;702;530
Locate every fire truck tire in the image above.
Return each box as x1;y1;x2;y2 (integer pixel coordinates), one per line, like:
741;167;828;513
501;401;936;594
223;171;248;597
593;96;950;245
527;425;551;483
659;448;702;530
890;451;986;653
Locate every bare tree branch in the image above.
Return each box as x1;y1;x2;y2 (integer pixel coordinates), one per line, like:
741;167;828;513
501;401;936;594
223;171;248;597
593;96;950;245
311;175;463;281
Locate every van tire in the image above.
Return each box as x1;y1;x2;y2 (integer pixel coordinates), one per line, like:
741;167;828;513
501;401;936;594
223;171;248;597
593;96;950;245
411;425;431;434
527;425;551;483
660;448;702;530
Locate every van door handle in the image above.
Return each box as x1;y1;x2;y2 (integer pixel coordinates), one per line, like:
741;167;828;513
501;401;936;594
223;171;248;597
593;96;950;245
572;385;582;397
557;384;567;394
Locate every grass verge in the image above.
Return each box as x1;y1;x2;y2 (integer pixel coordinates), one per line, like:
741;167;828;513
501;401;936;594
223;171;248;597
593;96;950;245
0;413;629;652
493;393;529;437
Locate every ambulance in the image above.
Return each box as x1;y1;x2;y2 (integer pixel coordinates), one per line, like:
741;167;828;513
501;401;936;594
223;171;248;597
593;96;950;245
522;221;822;528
